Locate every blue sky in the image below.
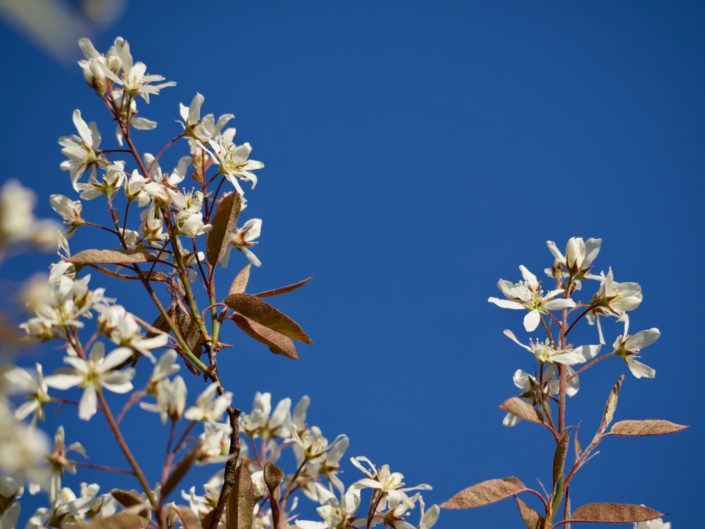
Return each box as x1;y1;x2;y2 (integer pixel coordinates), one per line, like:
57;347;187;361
1;0;704;526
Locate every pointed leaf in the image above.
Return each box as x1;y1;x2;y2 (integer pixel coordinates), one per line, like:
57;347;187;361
600;375;624;434
207;192;242;265
515;497;543;529
162;443;201;499
227;464;255;529
609;420;688;437
68;249;152;265
224;293;311;344
229;265;252;295
442;477;525;509
178;312;204;356
172;506;202;529
110;489;143;508
231;314;298;360
499;398;543;427
254;276;313;298
263;462;284;495
571;503;662;523
67;513;147;529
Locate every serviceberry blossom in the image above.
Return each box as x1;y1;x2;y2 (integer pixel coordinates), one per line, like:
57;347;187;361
59;110;104;191
184;383;232;423
612;320;660;379
503;329;600;366
489;265;575;331
223;218;263;267
547;236;601;279
48;343;135;420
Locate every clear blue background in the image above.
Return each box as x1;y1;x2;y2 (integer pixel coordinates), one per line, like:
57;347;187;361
1;1;704;527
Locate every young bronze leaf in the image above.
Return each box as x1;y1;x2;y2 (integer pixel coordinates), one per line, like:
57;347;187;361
571;503;662;523
254;276;313;298
224;293;311;344
207;191;242;265
600;375;624;433
609;419;688;437
442;477;525;509
67;513;147;529
172;506;202;529
499;398;543;427
178;312;204;356
162;443;201;499
515;497;543;529
227;464;255;529
68;249;152;265
110;489;143;508
264;462;284;495
231;314;298;360
229;264;252;295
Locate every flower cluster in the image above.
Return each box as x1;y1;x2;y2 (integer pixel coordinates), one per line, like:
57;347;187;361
0;36;439;529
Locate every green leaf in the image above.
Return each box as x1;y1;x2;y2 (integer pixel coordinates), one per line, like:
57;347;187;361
207;192;242;266
442;477;525;509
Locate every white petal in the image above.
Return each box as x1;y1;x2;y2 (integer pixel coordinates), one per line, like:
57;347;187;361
626;357;656;379
78;386;98;420
487;297;524;310
502;329;532;352
625;328;660;351
523;310;541;332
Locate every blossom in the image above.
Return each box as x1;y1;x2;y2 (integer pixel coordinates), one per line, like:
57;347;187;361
612;320;660;379
3;363;62;422
146;349;180;392
489;265;575;331
296;484;361;529
32;426;87;502
140;375;187;424
588;269;643;343
179;92;234;143
0;181;60;254
50;194;83;226
77;161;126;200
172;189;212;238
98;37;176;102
96;304;169;360
59;110;104;191
547;237;601;278
208;130;264;195
351;456;431;508
111;89;158;146
47;343;135;420
0;399;49;480
503;329;600;366
502;366;579;427
240;392;291;438
184;383;232;423
222;218;262;267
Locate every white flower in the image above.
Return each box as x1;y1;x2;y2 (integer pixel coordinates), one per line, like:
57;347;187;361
77;161;126;200
59;110;103;191
140;375;187;424
222;218;262;267
3;363;62;422
502;366;579;427
208;132;264;195
351;456;431;507
634;519;671;529
0;180;37;246
111;89;158;146
0;399;49;481
98;37;176;102
503;329;600;366
124;170;151;206
296;484;361;529
179;93;234;143
613;320;660;379
96;304;169;360
32;426;86;502
240;392;291;438
184;383;232;423
48;343;135;421
547;237;601;277
196;421;232;464
147;349;180;390
172;189;211;238
50;195;83;226
489;265;575;331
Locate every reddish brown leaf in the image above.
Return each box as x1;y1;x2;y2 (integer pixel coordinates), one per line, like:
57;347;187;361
177;312;204;357
515;497;543;529
553;431;570;485
254;276;313;298
67;513;147;529
224;293;311;344
263;462;284;496
68;249;152;265
571;503;662;523
231;314;298;360
162;443;201;499
499;398;543;427
172;506;202;529
110;489;143;508
609;420;688;437
442;477;525;509
229;265;252;295
207;192;242;265
226;465;255;529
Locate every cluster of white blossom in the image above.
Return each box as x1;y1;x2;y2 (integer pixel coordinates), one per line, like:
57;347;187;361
0;35;439;529
489;237;660;427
